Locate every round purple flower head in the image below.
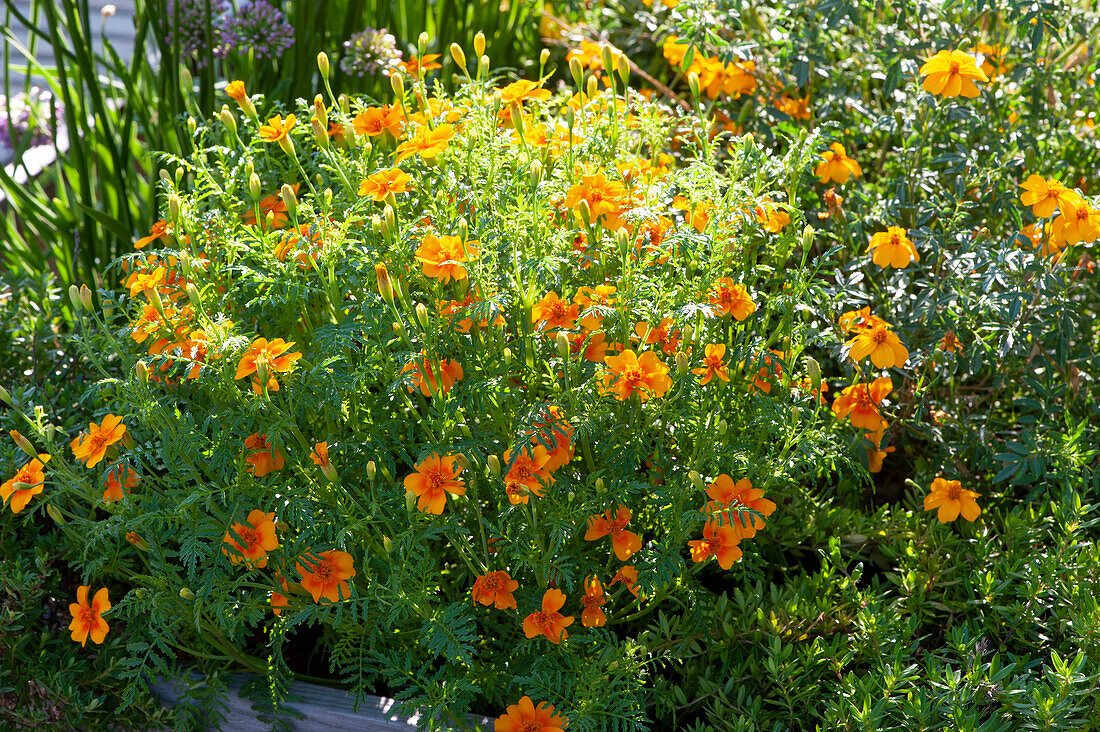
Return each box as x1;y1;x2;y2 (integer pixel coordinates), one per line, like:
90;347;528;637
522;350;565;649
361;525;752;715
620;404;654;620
216;1;295;59
166;0;229;68
340;27;403;78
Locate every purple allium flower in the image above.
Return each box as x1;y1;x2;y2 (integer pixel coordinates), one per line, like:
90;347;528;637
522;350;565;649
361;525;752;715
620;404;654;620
216;1;295;59
0;88;62;151
340;27;403;78
166;0;229;68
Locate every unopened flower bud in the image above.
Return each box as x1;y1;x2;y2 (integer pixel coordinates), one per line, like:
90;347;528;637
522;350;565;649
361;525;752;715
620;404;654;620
255;358;270;391
266;210;276;229
509;102;524;134
179;587;195;601
556;331;570;360
69;284;82;310
187;116;197;135
384;204;396;235
578;199;592;226
601;45;615;77
615;228;629;253
102;4;116;18
529;160;542;186
474;31;486;58
596;477;606;493
569;57;584;90
10;430;35;457
281;184;298;218
717;418;728;435
220;107;237;136
382;535;393;553
616;53;630;86
136;360;149;383
586;74;598;101
676;351;689;375
159;168;171;183
366;461;377;481
802;225;815;251
478;55;489;77
312;116;329;149
392;321;405;338
540;48;550;68
147;287;166;319
418;32;429;58
125;531;150;551
187;283;202;308
376;263;394;303
415;302;430;330
278;133;295;156
46;504;65;525
503;347;512;365
391;73;405;100
486;454;501;478
248;173;261;202
804;355;821;397
457;217;469;242
317;51;330;80
168;193;181;222
687;71;700;99
79;284;93;311
450;43;467;72
688;470;705;491
372;215;383;235
179;66;193;93
405;489;417;512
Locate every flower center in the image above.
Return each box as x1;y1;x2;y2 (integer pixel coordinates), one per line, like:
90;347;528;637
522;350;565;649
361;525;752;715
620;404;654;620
427;469;447;492
521;721;542;732
582;593;602;608
621;364;645;385
947;484;962;500
482;574;500;591
949;61;961;74
239;527;259;549
78;606;97;626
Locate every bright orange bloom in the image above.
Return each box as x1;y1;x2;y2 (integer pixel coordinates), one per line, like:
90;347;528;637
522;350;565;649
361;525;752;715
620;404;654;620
226;80;247;103
404;453;466;514
704;475;775;538
243;185;298;230
923;477;981;523
975;43;1009;79
745;350;786;395
633;319;681;355
437;295;506;333
414;234;479;283
503;445;553;504
939;331;964;354
673;196;711;232
223;509;279;568
497;79;552;106
567;39;617;70
1051;193;1100;245
1;453;49;513
257;114;296;143
244;433;285;477
271;576;290;616
403;53;442;75
234;337;302;382
774;94;811;120
867;226;920;269
584;505;642;561
568;331;609;362
832;377;892;431
71;415;127;469
471;570;519;610
920;50;988;98
103;465;139;503
135;219;170;249
394;123;455;162
846;324;909;369
494;696;569;732
310;442;338;481
688;522;743;569
531;405;574;471
1019;175;1073;219
580;576;608;628
815;143;861;184
296;549;356;603
563;173;626;225
401;351;464;397
602;350;672;401
274;222;329;270
609;565;639;597
532;291;579;332
358;168;412;201
708;278;756;320
523;589;574;644
838;306;890;334
693;343;730;385
353;106;405;139
68;586;110;647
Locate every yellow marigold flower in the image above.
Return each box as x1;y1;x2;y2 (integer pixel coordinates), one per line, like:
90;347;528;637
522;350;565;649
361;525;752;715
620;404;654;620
414;234;479;283
353;106;404;139
1019;175;1074;219
394;123;455;163
71;415;127;468
563;173;626;225
920;50;988;98
68;586;110;647
774;94;811;120
708;278;756;321
257;114;296;144
974;43;1009;79
867;226;920;269
234;337;302;382
1;452;50;513
923;477;980;523
846;323;909;369
497;79;551;106
531;291;579;332
602;349;672;401
1051;193;1100;245
358;168;411;201
662;36;691;68
815;143;861;184
692;343;730;385
403;453;466;515
225;80;247;103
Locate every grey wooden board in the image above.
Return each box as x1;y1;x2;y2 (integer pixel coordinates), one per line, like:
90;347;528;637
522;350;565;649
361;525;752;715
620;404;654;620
150;673;492;731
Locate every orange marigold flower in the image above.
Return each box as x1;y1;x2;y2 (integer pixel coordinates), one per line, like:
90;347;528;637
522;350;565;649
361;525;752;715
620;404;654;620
471;570;519;610
532;291;580;332
633;319;681;355
745;350;786;395
353;106;405;139
832;377;892;431
257;114;296;143
692;343;730;385
497;79;552;106
938;331;964;354
223;509;279;568
563;173;626;225
688;522;743;569
567;39;616;71
401;351;464;397
394;123;455;163
846;323;909;369
495;696;569;732
234;337;302;382
296;549;356;604
672;196;712;232
580;575;608;628
815;143;861;184
243;185;298;230
602;349;672;401
1019;175;1073;219
920;50;988;99
923;477;981;523
414;234;479;283
609;565;639;597
244;433;285;477
838;306;890;334
867;226;920;269
226;80;247;103
103;465;139;503
71;415;127;469
358;167;412;201
584;504;642;561
704;475;775;538
404;453;466;515
310;442;338;482
568;331;609;362
403;53;442;75
438;295;506;333
523;588;574;644
775;94;811;121
68;586;110;647
135;219;170;250
1051;193;1100;245
503;445;553;504
708;278;756;320
271;576;290;616
532;405;575;471
1;453;49;514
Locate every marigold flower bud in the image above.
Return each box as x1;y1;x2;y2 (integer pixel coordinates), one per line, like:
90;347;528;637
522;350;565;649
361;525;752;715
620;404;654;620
529;160;542;186
69;284;82;310
247;174;261;203
376;263;393;303
266;211;276;229
168;193;181;222
802;225;815;251
384;191;397;210
372;215;383;235
179;587;195;600
676;351;689;375
601;45;615;77
615;228;629;253
79;284;93;311
478;55;489;77
569;56;584;90
317;51;330;80
148;287;167;320
405;489;417;512
220;107;237;136
313;95;328;126
10;429;35;457
187;283;202;308
125;531;150;551
578;199;592;227
503;347;512;365
509;102;524;134
384;204;396;235
366;461;377;481
804;356;821;398
616;53;630;86
556;331;570;361
255;358;270;390
596;477;606;493
180;66;193;93
486;454;501;478
187;116;197;136
312;117;329;149
540;48;550;68
382;535;393;553
281;184;298;219
415;302;430;331
46;504;65;525
278;133;295;156
0;385;11;406
717;419;728;434
417;32;429;59
457;217;469;242
392;321;405;338
450;43;467;72
391;72;405;100
586;74;598;101
474;31;485;58
687;71;700;99
136;360;149;383
159;168;171;183
688;470;705;491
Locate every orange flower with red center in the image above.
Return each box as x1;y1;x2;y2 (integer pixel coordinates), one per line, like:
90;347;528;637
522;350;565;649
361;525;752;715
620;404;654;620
401;351;464;397
815;143;862;184
234;337;302;384
704;475;775;538
563;173;626;225
688;522;743;569
832;377;892;431
568;331;609;362
745;350;786;395
471;570;519;610
403;453;466;514
395;123;455;162
1052;193;1100;245
126;267;166;299
602;349;672;401
353;106;405;139
708;278;756;321
358;168;412;201
135;219;170;249
532;291;580;332
296;549;356;603
103;465;139;503
223;509;279;568
414;234;479;283
257;114;296;144
633;319;681;355
503;445;553;504
243;185;298;229
531;406;574;471
523;589;574;644
495;696;569;732
71;415;127;468
580;576;608;628
692;343;729;385
867;226;920;269
846;323;909;369
923;477;981;523
609;565;639;597
584;504;642;560
68;586;110;647
573;285;617;330
244;433;285;477
274;223;328;270
1;453;50;514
